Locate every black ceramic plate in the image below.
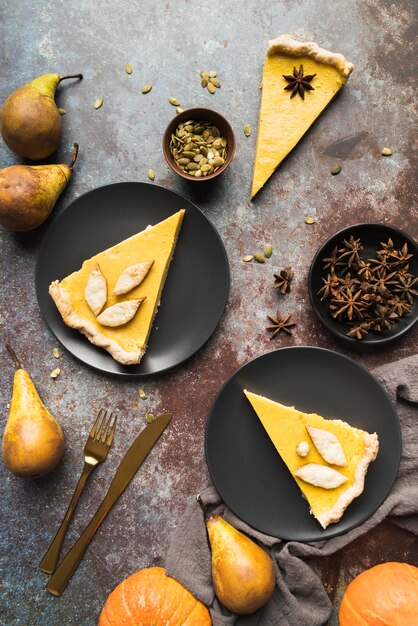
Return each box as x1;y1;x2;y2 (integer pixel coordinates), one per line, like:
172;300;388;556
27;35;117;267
308;223;418;345
205;346;400;542
36;182;229;376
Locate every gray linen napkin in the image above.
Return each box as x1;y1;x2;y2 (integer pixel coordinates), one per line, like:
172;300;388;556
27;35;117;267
166;354;418;626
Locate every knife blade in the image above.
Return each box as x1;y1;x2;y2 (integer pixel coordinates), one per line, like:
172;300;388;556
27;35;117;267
46;412;171;596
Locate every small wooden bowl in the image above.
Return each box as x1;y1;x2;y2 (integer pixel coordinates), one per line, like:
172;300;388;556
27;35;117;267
162;107;235;181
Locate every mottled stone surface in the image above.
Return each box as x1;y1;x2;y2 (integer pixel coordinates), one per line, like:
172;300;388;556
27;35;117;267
1;1;417;624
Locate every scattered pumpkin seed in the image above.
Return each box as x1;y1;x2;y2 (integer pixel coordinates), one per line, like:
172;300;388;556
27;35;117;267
142;84;152;94
145;413;155;423
52;347;60;359
331;165;341;175
382;147;393;156
94;97;103;110
244;124;251;137
58;108;66;116
139;389;147;400
254;253;265;263
264;244;273;258
125;63;133;74
201;76;209;88
209;77;221;88
208;70;217;78
207;82;216;95
243;255;254;262
168;97;180;106
176;106;185;114
304;216;316;224
147;169;155;181
50;368;61;379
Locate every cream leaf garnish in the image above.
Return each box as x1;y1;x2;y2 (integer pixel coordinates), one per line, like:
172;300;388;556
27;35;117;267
113;261;154;295
294;463;348;489
306;425;347;466
96;298;146;327
85;263;107;316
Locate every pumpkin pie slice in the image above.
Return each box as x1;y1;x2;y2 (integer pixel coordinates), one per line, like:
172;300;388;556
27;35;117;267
244;390;378;529
49;210;185;365
251;34;354;198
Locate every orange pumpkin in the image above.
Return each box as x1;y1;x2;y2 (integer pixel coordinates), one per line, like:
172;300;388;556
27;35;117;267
339;561;418;625
98;566;212;626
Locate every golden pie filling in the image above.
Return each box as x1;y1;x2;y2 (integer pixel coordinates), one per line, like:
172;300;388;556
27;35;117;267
49;210;185;365
244;390;378;529
251;35;353;198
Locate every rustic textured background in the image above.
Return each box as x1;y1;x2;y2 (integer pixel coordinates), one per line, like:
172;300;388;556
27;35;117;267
1;0;417;624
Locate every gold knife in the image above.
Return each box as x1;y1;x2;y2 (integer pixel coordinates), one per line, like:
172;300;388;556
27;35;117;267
46;413;171;596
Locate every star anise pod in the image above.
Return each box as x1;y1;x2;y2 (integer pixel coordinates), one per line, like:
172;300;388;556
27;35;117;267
368;251;396;273
321;246;346;272
346;322;371;340
371;268;399;293
388;295;412;317
340;272;360;289
317;272;341;300
273;267;294;294
338;235;363;268
266;310;296;338
357;260;374;281
282;65;316;100
370;304;398;332
388;243;413;267
379;237;395;255
393;274;418;304
330;287;367;321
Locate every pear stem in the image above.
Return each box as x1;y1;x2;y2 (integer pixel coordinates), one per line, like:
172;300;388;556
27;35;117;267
196;494;208;516
68;143;79;168
6;344;22;370
58;74;83;84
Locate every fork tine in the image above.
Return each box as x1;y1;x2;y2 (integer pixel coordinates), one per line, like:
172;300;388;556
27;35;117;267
106;414;118;447
100;413;113;443
89;408;105;438
95;410;108;440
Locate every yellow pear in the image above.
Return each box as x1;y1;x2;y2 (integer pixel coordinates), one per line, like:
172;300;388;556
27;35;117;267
0;73;82;160
206;514;275;614
2;345;64;479
0;143;78;231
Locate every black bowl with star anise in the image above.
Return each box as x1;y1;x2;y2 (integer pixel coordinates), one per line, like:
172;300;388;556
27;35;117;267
308;223;418;346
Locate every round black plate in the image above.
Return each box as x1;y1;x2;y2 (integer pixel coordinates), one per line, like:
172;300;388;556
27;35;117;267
308;223;418;345
205;346;400;542
36;182;230;376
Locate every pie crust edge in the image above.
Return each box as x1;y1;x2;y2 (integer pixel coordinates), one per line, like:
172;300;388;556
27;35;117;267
49;281;144;365
316;431;379;529
268;34;354;79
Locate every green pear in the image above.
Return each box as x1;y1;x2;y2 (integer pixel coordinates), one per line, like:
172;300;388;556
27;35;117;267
207;515;275;614
0;143;78;231
0;73;82;160
2;345;64;479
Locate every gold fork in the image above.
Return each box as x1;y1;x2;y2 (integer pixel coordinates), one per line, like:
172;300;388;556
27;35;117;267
39;408;117;574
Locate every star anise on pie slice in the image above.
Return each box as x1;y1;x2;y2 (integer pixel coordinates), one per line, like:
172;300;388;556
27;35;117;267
346;322;371;340
266;310;296;338
282;65;316;100
273;267;294;294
